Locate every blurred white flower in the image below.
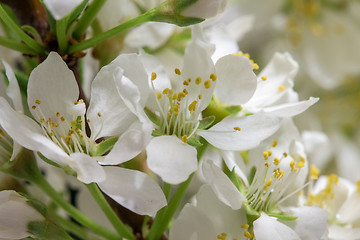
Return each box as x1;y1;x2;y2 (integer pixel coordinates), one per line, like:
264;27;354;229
0;190;43;239
43;0;84;20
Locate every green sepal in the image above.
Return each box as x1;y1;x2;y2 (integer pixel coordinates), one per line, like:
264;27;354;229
144;107;160;126
187;137;203;147
243;203;260;218
66;0;89;28
245;112;254;116
21;25;43;44
198;116;216;130
28;221;73;240
228;167;244;192
268;210;298;221
91;136;119;156
224;105;242;115
152;129;164;137
248;166;256;186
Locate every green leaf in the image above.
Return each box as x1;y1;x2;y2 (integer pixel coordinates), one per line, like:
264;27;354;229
268;210;298;221
21;25;43;44
92;137;119;156
187;137;203;147
66;0;89;28
248;166;256;185
198;116;215;129
144;107;160;126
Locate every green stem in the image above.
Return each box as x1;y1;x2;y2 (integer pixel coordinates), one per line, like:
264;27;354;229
163;183;172;201
68;8;156;54
52;213;88;240
0;4;44;54
86;183;135;240
0;35;37;54
72;0;107;40
146;175;193;240
32;175;121;240
56;18;68;53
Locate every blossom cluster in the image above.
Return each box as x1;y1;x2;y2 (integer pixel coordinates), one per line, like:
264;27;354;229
0;0;359;240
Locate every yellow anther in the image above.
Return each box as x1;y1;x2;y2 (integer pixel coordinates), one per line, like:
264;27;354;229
264;162;269;167
175;68;181;75
198;94;202;99
156;92;162;100
32;105;36;110
74;101;78;105
204;80;211;89
49;131;54;136
290;160;296;171
297;161;305;168
187;78;191;82
356;180;360;194
210;73;217;81
60;117;65;122
167;112;171;118
253;63;259;70
177;92;186;101
240;224;249;229
264;178;272;189
173;103;180;115
56;112;60;117
183;80;189;86
181;135;188;143
267;150;272;156
195;77;202;85
263;151;269;160
233;127;241;131
40;118;45;123
163;88;170;95
97;112;102;117
183;89;188;94
261;75;267;81
35;99;41;105
151;72;157;81
172;93;178;100
87;119;91;123
78;99;84;104
278;85;286;92
188;100;197;112
283;152;288;157
244;231;252;238
273;157;280;165
310;165;320;180
272;139;278;147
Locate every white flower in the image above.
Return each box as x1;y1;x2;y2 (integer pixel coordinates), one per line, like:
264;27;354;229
0;52;166;216
305;175;360;240
200;120;328;239
43;0;84;20
0;190;43;239
0;61;23;163
119;27;280;184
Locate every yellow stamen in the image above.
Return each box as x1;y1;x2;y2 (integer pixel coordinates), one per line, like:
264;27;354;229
156;92;162;100
233;127;241;131
35;99;41;105
204;80;211;89
175;68;181;75
310;165;320;180
181;135;188;143
151;72;157;81
261;75;267;81
195;77;202;85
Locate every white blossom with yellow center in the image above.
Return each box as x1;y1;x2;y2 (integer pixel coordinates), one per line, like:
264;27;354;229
0;52;166;216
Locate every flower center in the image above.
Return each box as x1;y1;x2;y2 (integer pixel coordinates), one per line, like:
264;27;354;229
150;68;217;142
0;128;13;162
246;139;307;212
31;99;91;155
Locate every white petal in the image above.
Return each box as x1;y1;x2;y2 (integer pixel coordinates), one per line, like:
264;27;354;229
253;212;300;240
43;0;83;20
0;98;69;165
3;61;23;113
169;204;216;240
328;225;360;240
125;22;175;50
287;206;328;240
146;136;198;184
245;52;298;109
28;52;83;124
87;65;135;139
198;113;281;151
196;185;247;237
182;0;227;19
68;153;105;184
181;26;216;111
98;166;166;216
263;97;319;117
202;161;245;210
214;54;257;105
102;128;148;165
337;191;360;223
